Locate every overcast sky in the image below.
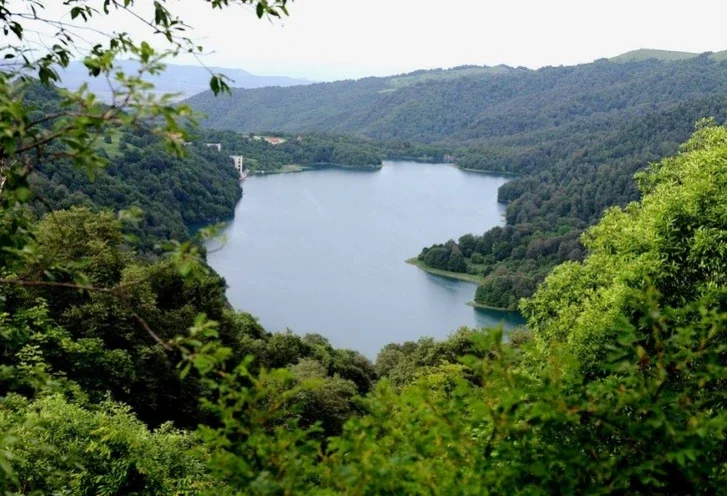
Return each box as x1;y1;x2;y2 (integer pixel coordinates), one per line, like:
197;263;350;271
45;0;727;81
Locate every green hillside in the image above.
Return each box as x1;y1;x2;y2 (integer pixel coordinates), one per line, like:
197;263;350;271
186;56;727;145
609;48;727;63
23;83;241;248
609;48;700;62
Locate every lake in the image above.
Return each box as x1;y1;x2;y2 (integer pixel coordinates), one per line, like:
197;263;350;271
206;161;525;358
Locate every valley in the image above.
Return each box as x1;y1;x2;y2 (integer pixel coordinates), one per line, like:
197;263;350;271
3;0;727;488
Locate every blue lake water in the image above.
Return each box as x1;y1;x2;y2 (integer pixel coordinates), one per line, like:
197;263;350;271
206;161;525;358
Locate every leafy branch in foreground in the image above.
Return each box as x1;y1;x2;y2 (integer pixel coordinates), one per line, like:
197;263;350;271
0;1;289;487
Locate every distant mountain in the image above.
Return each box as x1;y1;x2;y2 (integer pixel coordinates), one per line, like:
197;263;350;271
185;54;727;145
60;60;313;101
610;48;727;63
185;64;532;138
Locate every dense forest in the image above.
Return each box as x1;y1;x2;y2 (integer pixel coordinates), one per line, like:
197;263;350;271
186;55;727;146
4;120;727;493
186;55;727;308
24;83;242;249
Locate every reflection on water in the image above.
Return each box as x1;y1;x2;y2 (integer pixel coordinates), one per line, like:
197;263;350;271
422;273;463;295
206;161;523;358
474;307;526;329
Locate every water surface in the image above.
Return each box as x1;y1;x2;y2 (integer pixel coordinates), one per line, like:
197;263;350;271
207;161;525;358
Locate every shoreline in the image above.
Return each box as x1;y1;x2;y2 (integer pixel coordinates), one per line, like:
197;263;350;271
384;156;448;164
466;300;517;312
406;258;520;313
253;162;382;175
451;163;522;177
250;160;520;178
406;258;486;285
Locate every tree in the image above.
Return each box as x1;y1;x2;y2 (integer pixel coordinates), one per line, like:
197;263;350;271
0;394;218;494
523;121;727;373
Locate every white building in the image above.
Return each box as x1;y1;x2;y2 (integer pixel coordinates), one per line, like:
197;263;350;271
205;142;222;152
230;155;245;180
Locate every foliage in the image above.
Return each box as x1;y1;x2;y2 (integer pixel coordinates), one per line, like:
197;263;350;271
0;108;726;496
7;82;240;249
174;292;727;494
312;295;727;494
0;394;220;495
1;207;376;433
523;122;727;372
174;123;727;493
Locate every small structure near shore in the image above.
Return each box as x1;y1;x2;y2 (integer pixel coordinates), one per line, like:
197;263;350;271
230;155;245;180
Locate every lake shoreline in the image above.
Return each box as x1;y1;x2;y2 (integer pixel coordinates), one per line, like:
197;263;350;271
406;259;519;312
466;300;517;312
451;163;522;177
253;162;382;175
208;160;523;356
406;257;486;284
250;161;521;179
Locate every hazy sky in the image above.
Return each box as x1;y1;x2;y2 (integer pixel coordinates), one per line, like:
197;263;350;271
45;0;727;81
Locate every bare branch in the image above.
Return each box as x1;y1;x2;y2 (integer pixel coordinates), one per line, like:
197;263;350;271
132;312;172;350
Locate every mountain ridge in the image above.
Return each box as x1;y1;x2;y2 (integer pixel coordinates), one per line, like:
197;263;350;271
185;55;727;144
61;59;314;101
609;48;727;62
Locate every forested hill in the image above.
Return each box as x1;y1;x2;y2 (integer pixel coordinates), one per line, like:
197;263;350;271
185;64;524;138
185;55;727;145
24;83;242;248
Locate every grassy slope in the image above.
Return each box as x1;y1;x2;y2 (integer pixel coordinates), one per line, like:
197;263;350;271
610;48;727;63
387;66;513;89
610;49;699;62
